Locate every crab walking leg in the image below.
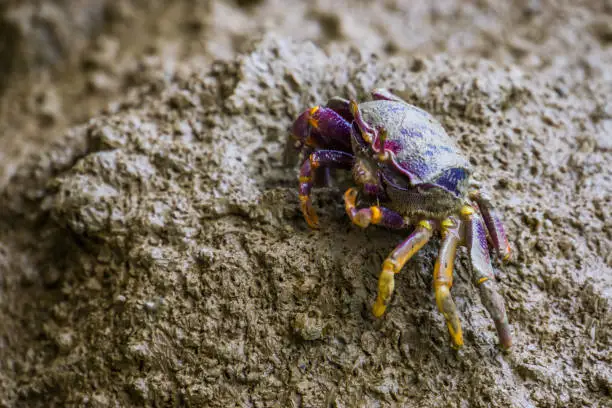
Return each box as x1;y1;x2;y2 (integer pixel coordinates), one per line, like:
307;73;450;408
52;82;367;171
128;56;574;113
462;206;512;349
372;221;434;317
434;218;464;348
301;144;332;187
343;188;405;229
299;150;354;228
469;190;511;261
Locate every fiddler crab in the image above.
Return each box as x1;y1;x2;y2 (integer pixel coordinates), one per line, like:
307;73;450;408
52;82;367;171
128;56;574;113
291;89;512;349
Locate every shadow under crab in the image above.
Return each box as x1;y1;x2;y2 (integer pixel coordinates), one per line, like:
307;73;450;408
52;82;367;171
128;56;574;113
291;89;512;349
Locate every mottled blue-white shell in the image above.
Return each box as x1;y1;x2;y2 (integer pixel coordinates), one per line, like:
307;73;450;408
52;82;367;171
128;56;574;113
358;100;471;198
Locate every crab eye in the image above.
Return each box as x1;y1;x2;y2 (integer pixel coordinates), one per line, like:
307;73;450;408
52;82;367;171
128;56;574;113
377;150;390;162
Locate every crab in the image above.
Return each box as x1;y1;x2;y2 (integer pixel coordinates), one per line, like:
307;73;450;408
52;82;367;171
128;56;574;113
291;89;512;349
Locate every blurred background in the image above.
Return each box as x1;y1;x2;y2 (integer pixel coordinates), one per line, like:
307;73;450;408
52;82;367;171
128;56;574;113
1;0;610;184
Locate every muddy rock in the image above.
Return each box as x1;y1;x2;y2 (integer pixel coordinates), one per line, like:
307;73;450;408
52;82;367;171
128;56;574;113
0;34;608;407
0;0;107;87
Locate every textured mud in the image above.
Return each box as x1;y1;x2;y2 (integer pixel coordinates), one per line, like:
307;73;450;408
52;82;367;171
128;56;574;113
0;1;611;408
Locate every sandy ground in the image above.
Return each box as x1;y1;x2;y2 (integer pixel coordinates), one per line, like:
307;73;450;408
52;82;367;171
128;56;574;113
0;1;610;407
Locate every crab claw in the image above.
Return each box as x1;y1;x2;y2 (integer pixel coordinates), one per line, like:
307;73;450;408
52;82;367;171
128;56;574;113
291;106;352;151
344;188;372;228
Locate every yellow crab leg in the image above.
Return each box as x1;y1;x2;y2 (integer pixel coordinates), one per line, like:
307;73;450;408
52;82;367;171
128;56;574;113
434;217;464;348
373;220;433;317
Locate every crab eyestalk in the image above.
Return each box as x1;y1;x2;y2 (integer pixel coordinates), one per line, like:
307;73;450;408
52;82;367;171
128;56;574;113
350;100;377;144
376;127;386;150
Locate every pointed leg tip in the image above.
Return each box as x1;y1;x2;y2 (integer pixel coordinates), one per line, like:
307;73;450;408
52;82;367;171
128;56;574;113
444;320;464;349
299;196;320;229
497;325;513;350
305;216;320;229
452;337;464;349
450;341;464;350
499;339;512;351
372;301;387;317
448;321;464;349
501;247;512;263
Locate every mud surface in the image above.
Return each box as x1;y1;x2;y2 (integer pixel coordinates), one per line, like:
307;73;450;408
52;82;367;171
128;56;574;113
0;1;610;407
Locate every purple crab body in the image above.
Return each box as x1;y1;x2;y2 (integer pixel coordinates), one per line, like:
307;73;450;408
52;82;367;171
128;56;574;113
352;100;471;217
291;89;513;349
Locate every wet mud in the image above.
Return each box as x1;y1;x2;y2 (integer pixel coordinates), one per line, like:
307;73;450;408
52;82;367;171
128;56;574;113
0;1;610;407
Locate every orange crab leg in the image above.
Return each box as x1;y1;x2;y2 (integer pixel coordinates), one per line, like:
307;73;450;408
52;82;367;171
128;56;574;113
343;188;405;229
372;220;434;317
299;150;353;228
